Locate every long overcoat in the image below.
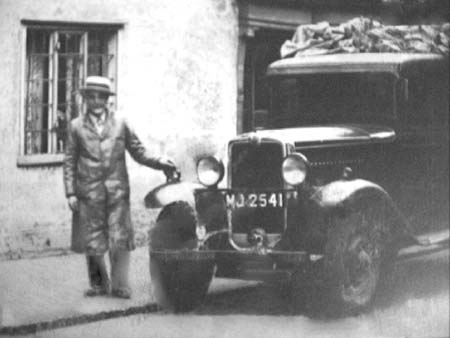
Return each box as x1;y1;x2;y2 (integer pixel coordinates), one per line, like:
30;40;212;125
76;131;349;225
63;112;164;254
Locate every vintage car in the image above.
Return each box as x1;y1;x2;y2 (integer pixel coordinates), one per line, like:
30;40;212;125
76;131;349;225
146;53;449;314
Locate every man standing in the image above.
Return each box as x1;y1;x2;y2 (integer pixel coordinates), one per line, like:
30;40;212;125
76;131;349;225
64;76;177;299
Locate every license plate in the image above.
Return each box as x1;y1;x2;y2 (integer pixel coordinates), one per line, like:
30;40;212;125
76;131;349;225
225;191;285;209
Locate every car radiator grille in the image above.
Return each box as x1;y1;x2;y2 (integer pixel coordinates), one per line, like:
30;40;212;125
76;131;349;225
229;141;285;234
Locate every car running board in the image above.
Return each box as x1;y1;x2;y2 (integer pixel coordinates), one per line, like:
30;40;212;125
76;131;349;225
397;230;449;262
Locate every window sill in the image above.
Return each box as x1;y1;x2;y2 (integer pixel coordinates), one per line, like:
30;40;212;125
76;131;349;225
17;154;64;167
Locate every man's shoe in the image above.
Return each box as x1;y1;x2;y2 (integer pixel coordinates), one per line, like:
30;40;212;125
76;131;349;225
84;286;109;297
111;288;131;299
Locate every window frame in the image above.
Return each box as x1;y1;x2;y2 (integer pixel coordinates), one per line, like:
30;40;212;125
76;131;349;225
17;20;123;167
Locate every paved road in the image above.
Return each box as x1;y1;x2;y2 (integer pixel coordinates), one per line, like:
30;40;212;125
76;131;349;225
9;249;449;338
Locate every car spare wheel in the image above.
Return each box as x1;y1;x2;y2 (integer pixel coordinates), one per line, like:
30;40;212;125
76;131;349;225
149;201;215;312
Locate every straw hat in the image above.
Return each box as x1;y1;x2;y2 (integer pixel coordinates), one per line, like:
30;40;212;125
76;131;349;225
79;76;115;96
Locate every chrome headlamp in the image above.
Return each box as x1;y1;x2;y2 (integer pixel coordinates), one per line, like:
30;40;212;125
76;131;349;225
282;153;309;186
196;156;224;187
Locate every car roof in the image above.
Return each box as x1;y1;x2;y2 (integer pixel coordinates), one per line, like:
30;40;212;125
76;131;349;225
267;53;446;76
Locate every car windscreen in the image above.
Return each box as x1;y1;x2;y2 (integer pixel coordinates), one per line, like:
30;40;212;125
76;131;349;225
269;72;396;128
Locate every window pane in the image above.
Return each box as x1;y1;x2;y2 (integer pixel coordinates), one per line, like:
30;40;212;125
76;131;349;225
270;73;395;128
57;55;83;117
58;33;82;53
56;32;83;151
87;31;115;77
87;54;115;76
406;70;449;127
25;29;51;154
88;31;109;53
27;30;50;53
25;130;50;154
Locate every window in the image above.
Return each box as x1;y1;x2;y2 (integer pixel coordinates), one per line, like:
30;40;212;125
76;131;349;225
404;69;449;128
22;24;118;159
269;73;396;128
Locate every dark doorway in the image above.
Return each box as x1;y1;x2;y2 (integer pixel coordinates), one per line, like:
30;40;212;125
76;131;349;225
243;28;293;132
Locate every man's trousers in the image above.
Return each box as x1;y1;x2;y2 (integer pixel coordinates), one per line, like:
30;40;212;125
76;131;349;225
86;249;130;292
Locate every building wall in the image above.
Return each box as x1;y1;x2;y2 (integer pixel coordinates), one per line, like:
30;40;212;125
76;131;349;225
0;0;238;257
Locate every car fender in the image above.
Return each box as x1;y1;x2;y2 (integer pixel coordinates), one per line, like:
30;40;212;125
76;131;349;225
144;181;203;209
312;179;388;210
310;178;415;247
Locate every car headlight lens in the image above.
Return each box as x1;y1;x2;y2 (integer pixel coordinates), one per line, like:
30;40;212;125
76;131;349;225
197;156;224;187
282;153;309;186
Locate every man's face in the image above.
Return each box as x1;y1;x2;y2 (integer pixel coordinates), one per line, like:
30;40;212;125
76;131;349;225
84;91;109;116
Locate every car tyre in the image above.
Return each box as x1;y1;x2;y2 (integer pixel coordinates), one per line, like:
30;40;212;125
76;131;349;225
319;205;396;316
149;201;215;312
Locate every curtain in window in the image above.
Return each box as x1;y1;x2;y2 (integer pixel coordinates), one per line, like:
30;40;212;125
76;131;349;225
25;30;50;154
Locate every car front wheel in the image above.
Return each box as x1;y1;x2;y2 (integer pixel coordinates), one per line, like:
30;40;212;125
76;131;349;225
149;201;215;312
321;206;395;315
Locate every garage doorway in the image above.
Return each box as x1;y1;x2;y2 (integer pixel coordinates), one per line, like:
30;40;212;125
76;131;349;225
241;28;293;132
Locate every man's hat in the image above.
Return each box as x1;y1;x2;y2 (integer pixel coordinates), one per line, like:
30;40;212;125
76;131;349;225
79;76;115;96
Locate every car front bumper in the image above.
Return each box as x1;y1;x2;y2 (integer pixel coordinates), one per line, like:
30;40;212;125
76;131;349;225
149;249;323;282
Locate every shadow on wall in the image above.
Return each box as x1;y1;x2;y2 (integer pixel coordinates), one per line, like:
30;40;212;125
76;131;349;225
170;133;228;182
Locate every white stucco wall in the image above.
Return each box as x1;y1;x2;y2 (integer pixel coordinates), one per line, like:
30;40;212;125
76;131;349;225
0;0;238;256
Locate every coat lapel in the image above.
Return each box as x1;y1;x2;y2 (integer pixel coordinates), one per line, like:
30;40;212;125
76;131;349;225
82;114;99;137
100;111;114;140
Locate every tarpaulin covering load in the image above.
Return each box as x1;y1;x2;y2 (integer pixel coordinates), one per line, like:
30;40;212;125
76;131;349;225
280;17;450;58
